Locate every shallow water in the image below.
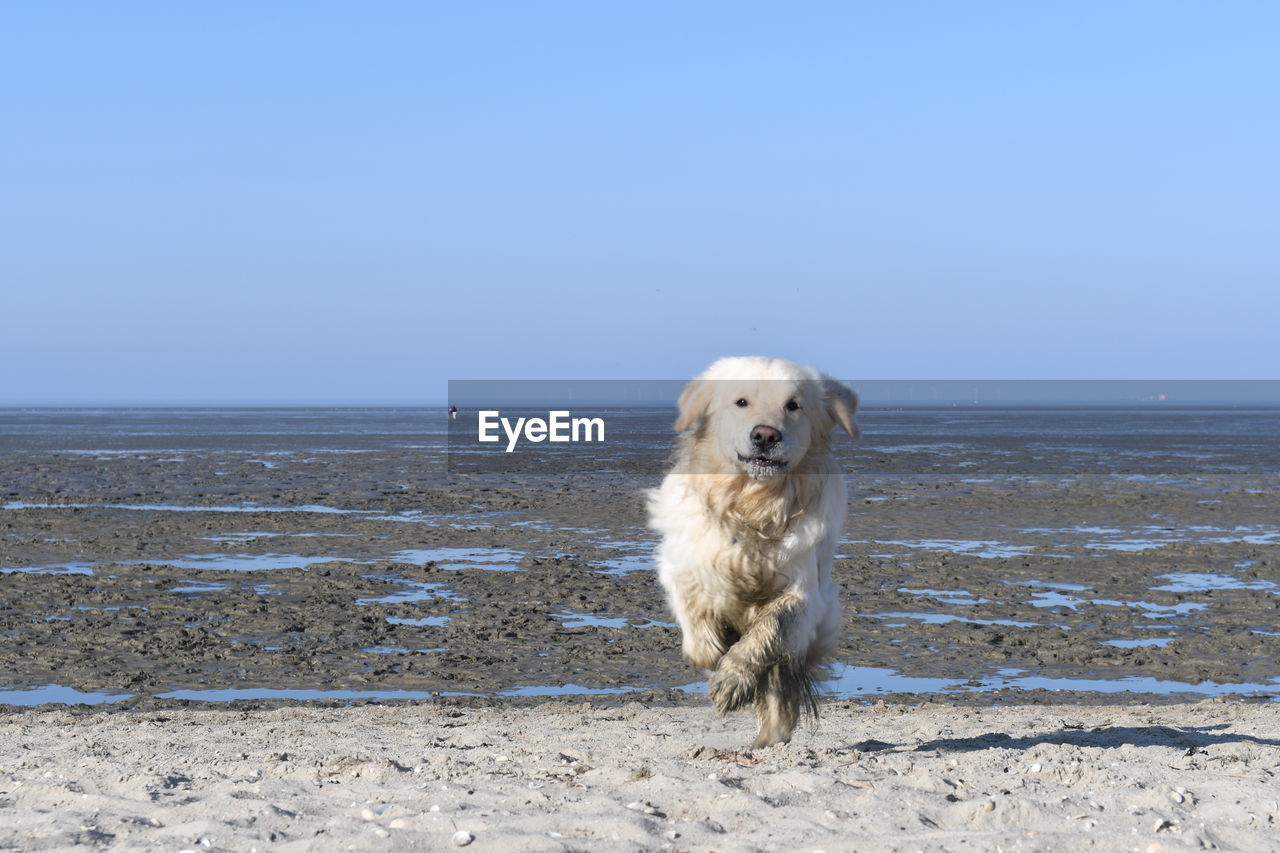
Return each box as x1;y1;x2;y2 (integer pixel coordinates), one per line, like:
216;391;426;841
861;539;1036;559
5;662;1277;707
0;685;131;706
1102;638;1174;648
155;687;475;702
595;551;655;574
385;616;449;627
3;501;362;514
553;611;631;629
355;577;465;606
1152;572;1277;592
1;562;96;576
1029;591;1210;618
386;547;523;571
863;612;1041;629
899;588;989;605
822;664;1280;700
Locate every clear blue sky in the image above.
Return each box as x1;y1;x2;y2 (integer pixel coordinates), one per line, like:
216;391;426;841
3;2;1277;404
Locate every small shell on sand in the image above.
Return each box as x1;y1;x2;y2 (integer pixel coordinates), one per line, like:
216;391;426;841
452;830;474;847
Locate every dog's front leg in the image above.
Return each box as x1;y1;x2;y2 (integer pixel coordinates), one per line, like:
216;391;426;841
706;588;805;717
671;589;734;671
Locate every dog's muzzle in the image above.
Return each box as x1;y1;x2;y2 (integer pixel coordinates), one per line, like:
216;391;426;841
737;453;788;480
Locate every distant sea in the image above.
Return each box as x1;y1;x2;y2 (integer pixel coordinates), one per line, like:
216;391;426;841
1;406;1276;477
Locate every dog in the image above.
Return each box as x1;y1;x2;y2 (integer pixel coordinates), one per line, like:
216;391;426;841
647;357;858;747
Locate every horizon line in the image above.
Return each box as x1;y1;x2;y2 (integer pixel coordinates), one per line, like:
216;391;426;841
5;400;1280;409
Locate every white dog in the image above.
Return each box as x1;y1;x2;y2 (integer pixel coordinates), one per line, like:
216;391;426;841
648;357;858;747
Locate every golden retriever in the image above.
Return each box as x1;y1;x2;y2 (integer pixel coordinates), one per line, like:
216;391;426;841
648;357;858;747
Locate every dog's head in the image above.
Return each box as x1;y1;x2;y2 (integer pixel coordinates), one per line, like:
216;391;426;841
675;357;859;481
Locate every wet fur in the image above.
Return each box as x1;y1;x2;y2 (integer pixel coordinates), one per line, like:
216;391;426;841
648;357;857;748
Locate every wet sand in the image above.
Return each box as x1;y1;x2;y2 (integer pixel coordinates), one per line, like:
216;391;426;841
1;448;1277;702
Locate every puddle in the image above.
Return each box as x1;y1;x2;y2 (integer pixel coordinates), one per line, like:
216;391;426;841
356;577;466;606
198;531;372;544
1111;599;1209;618
1;562;96;576
899;588;988;605
863;612;1040;628
593;537;656;551
11;548;527;577
500;683;671;698
872;442;972;454
1102;638;1174;648
197;532;281;543
1086;540;1176;552
550;611;672;629
554;611;630;629
1029;590;1087;610
1152;573;1277;592
3;501;363;514
870;539;1035;559
160;554;343;572
1023;526;1126;536
363;645;446;654
0;685;132;706
1008;523;1280;552
169;580;227;594
1030;591;1209;617
596;552;654;574
821;664;1280;699
386;616;449;627
385;547;523;571
1006;579;1092;592
510;521;608;534
154;687;479;702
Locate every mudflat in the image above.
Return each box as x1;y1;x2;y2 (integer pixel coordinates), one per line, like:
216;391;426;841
2;448;1277;701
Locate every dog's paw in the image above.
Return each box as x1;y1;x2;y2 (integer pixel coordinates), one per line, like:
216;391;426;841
708;657;756;714
751;729;792;750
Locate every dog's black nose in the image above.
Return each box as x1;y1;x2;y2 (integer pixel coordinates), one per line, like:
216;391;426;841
750;425;782;450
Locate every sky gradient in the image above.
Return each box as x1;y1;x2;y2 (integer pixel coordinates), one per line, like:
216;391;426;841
3;3;1277;404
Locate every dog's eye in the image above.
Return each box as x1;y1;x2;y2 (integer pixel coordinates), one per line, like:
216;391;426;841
785;399;800;412
735;398;749;408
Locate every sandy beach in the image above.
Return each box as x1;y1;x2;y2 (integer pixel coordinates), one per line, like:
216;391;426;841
4;699;1279;851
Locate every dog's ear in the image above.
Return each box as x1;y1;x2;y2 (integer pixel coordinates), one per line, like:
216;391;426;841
824;378;860;439
674;378;713;431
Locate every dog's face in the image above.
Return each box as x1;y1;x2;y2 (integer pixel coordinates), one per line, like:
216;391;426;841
675;357;859;481
705;378;822;480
